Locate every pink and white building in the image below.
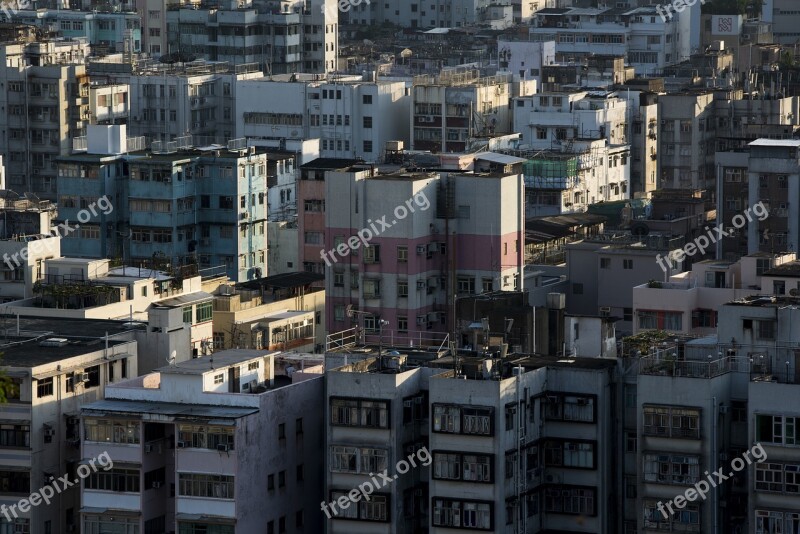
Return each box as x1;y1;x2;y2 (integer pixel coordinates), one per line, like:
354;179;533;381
323;154;525;341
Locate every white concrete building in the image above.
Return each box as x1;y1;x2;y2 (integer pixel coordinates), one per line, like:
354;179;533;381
632;253;797;335
497;39;556;87
527;6;686;75
513;90;631;214
80;349;324;534
237;74;411;162
0;321;138;534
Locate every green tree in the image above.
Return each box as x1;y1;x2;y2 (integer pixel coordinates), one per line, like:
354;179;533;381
0;359;18;403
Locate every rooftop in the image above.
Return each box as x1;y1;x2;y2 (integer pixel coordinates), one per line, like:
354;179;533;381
81;399;258;420
0;332;134;368
156;349;276;375
235;271;324;292
749;139;800;147
763;261;800;278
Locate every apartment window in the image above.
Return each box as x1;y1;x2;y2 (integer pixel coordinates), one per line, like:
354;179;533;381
433;452;492;483
333;271;344;287
330;491;388;521
363;116;373;128
623;259;633;269
330;398;389;428
278;423;286;440
457;276;475;295
397;245;408;262
757;320;775;340
756;414;800;445
363;141;373;153
363;94;372;104
0;424;29;448
643;453;700;485
544;487;595;515
85;468;140;492
625;432;637;453
543;394;595;423
754;462;800;492
432;499;492;529
85;419;140;444
36;377;53;398
363;279;381;298
363;245;380;263
330;446;388;474
600;257;610;269
543;440;595;468
398;316;408;333
195;301;212;323
646;500;700;530
397;280;408;298
278;470;285;488
178;473;234;499
432;405;493;436
177;425;234;450
267;474;274;490
643;405;700;439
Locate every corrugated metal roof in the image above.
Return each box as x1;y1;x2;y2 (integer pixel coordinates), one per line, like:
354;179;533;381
153;291;214;308
81;399;258;419
475;152;526;165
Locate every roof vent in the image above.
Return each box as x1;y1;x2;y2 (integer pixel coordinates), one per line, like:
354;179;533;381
39;338;69;347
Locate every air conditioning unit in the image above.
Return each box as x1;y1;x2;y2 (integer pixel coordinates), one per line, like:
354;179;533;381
416;245;426;254
43;428;56;438
176;440;187;448
719;405;729;414
152;481;161;488
217;443;230;452
416;316;426;325
240;212;250;220
416;280;426;289
144;444;154;453
78;372;90;382
600;306;611;316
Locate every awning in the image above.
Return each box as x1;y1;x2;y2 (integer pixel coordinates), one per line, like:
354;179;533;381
80;507;140;517
176;513;236;525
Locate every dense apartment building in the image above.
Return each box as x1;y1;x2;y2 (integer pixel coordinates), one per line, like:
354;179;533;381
0;36;91;200
512;89;632;214
628;290;800;533
0;320;138;534
325;344;618;533
565;234;687;334
124;61;264;144
0;195;60;302
411;70;534;153
2;255;216;367
297;158;361;277
632;252;797;335
166;0;337;74
527;6;688;75
716;139;800;259
237;74;410;162
80;349;324;534
322;154;524;341
0;9;142;55
211;271;326;352
56;125;269;282
658;90;716;192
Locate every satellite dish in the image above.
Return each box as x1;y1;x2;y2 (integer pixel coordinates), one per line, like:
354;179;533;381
166;350;176;366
